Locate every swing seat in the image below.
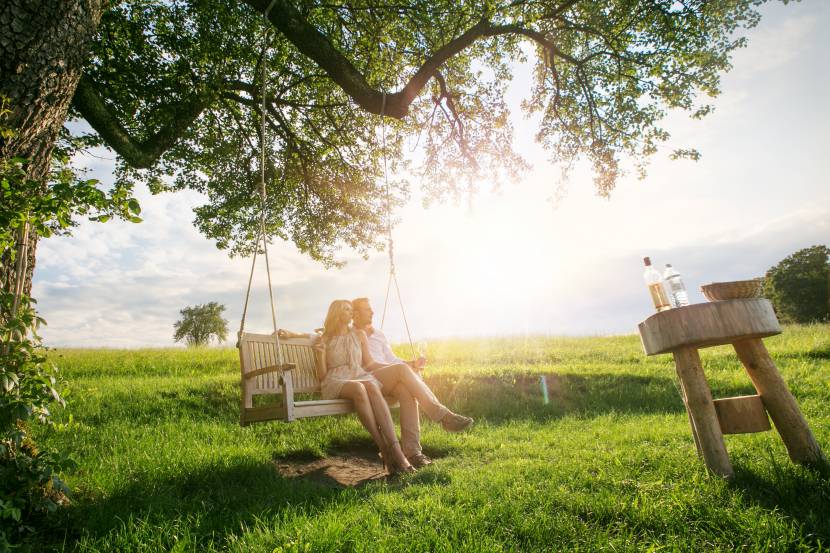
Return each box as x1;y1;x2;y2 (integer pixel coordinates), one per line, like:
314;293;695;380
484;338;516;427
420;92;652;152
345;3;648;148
238;332;397;425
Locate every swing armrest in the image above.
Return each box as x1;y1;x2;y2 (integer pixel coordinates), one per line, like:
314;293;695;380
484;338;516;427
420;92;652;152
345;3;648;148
244;363;296;380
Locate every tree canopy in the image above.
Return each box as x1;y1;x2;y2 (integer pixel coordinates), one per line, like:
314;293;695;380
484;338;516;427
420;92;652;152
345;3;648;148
70;0;769;265
173;302;229;346
765;245;830;324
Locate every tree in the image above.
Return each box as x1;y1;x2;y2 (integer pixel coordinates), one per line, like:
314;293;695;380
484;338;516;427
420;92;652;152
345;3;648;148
764;245;830;324
173;302;229;346
3;0;779;296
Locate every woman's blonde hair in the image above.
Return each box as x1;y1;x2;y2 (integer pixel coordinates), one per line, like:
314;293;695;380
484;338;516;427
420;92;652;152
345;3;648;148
322;300;352;338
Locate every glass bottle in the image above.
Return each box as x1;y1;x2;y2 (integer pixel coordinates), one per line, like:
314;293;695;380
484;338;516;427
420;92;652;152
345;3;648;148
663;264;690;307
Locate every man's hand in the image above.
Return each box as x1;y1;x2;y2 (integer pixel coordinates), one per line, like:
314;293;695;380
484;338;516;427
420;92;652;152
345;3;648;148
410;357;427;372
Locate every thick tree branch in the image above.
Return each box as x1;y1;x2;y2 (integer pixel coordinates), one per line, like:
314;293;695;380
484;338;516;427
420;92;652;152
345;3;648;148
244;0;583;121
244;0;557;119
72;76;213;168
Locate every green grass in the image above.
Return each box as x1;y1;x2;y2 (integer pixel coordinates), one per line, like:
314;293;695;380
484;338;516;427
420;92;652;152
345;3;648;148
31;325;830;552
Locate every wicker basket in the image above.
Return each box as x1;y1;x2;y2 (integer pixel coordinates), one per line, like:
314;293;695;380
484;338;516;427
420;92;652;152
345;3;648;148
700;279;764;302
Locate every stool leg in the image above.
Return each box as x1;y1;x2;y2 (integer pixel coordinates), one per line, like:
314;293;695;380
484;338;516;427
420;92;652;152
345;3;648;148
733;338;826;468
673;347;733;477
677;377;703;459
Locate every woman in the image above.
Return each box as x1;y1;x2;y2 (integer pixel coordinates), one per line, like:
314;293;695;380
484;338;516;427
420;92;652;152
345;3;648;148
312;300;471;474
314;300;414;473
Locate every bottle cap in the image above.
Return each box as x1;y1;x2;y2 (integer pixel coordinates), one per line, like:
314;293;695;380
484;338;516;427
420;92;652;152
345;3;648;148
666;263;672;267
643;257;652;266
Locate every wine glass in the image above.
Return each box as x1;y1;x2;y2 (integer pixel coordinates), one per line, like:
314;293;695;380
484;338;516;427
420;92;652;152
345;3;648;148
415;341;428;370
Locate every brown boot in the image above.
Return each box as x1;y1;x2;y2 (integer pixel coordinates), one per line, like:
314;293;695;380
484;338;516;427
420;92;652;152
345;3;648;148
441;412;474;432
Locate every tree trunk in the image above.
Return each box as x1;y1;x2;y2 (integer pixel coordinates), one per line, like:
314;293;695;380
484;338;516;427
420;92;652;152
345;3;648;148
0;0;104;299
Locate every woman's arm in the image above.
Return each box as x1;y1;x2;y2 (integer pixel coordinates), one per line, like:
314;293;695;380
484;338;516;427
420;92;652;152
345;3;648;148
277;328;311;339
313;336;327;382
357;330;384;372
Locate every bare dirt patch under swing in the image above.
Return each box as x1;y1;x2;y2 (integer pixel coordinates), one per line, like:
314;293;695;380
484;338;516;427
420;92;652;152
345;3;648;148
275;448;389;487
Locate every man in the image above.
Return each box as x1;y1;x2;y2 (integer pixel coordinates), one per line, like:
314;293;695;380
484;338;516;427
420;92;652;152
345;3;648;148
351;297;426;374
351;297;472;468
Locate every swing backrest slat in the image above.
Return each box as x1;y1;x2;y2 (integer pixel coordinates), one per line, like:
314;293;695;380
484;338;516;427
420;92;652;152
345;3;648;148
240;332;320;394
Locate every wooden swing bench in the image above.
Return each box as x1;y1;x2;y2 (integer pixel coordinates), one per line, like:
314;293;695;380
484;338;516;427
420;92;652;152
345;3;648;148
238;332;397;426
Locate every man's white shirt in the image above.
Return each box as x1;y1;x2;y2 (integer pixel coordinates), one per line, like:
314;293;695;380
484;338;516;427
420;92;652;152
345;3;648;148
365;327;404;365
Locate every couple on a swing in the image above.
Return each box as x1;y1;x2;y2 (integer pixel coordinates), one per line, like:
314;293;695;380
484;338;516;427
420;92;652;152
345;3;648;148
280;298;473;475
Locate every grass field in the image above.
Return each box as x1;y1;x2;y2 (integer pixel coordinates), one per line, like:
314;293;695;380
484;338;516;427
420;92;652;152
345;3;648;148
31;325;830;552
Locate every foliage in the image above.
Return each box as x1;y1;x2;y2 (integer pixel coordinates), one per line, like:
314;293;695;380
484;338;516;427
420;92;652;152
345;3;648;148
73;0;774;264
0;98;143;259
24;326;830;551
765;245;830;324
0;98;136;549
0;293;76;551
173;302;229;347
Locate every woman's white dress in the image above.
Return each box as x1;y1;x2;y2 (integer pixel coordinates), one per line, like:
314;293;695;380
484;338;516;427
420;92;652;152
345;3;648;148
320;330;381;400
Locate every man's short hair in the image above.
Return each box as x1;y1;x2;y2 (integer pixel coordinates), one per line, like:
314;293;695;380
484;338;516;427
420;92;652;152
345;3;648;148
351;297;370;310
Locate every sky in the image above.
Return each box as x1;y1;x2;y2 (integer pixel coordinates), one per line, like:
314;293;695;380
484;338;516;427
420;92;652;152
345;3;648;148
32;1;830;348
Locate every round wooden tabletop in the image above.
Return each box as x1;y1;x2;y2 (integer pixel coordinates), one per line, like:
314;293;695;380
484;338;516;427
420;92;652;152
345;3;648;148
638;298;781;355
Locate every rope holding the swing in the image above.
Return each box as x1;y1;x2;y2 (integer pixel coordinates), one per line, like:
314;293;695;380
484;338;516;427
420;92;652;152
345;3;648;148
377;92;416;359
237;0;284;367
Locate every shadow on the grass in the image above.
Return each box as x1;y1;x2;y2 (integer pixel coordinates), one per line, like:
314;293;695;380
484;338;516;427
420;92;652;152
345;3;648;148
42;437;456;548
43;440;398;549
731;463;830;544
777;344;830;361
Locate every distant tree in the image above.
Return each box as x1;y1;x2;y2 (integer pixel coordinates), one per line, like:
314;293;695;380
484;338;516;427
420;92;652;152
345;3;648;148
764;246;830;324
173;302;229;346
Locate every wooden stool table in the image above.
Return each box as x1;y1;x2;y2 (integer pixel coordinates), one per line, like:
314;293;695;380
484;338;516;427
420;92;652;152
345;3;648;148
638;298;825;477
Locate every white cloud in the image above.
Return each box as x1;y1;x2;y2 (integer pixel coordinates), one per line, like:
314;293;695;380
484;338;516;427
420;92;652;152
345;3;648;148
732;14;817;77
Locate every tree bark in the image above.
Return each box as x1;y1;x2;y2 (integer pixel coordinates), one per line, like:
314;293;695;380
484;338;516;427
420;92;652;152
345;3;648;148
0;0;104;299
